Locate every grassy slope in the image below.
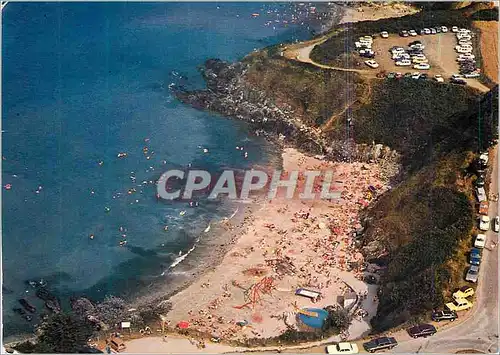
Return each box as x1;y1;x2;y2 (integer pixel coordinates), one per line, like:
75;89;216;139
242;51;365;128
359;86;498;331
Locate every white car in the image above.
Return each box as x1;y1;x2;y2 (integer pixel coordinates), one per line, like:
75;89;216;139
411;72;421;79
459;28;471;33
457;54;475;61
381;31;389;38
434;74;444;83
464;72;480;78
452;26;459;32
441;26;449;32
457;34;472;41
391;47;405;54
456;46;473;54
326;342;359;354
395;59;412;66
423;28;431;34
409;29;418;36
494;216;500;233
479;215;491;231
364;60;379;69
414;63;430;70
413;57;429;64
479;153;489;165
474;234;486;248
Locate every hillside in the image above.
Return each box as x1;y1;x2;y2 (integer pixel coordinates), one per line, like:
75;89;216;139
173;8;498;333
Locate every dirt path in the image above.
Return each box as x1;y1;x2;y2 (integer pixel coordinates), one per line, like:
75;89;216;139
284;41;374;75
474;21;498;84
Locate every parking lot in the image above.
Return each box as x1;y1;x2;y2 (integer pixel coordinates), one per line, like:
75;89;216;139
367;31;489;91
373;32;458;75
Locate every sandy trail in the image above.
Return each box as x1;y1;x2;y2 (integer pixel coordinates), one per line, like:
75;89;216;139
473;21;498;84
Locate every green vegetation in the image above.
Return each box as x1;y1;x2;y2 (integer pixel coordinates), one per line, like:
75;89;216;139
14;313;95;353
360;87;498;331
470;8;499;21
329;79;480;171
243;52;364;127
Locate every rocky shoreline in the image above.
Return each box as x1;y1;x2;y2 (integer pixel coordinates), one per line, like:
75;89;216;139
172;58;401;177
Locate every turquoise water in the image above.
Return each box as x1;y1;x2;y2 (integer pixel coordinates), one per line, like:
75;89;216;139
1;2;338;336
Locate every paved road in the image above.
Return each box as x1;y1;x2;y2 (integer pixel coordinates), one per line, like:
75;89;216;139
390;147;499;354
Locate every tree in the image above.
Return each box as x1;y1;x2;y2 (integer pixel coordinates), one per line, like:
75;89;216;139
36;313;95;353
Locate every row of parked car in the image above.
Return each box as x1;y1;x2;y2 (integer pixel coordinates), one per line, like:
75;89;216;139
325;321;443;354
389;41;430;70
452;28;480;85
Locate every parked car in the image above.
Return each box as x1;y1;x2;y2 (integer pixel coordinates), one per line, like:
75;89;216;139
381;31;389;38
479;201;489;215
326;342;359;354
431;309;457;322
407;324;437;338
474;234;487;249
404;72;413;78
464;72;480;78
475;176;485;187
453;286;475;299
413;57;429;64
395;72;403;79
446;298;473;311
430;28;437;34
364;60;379;69
452;26;459;32
494;216;499;233
441;26;449;32
451;77;467;85
424;28;431;35
363;337;398;353
409;29;418;36
469;247;482;266
411;72;421;79
465;265;480;283
419;29;426;35
434;74;444;82
400;30;409;37
456;47;473;54
457;34;472;41
458;53;475;59
420;73;428;79
479;215;490;231
396;59;412;66
414;63;430;70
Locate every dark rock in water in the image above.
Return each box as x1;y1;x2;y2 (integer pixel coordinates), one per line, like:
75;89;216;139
45;299;61;313
13;308;33;322
18;299;36;313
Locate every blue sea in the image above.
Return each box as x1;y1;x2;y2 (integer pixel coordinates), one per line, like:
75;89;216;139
1;2;340;337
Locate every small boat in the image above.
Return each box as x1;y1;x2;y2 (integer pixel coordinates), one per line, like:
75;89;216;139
117;152;128;158
18;299;36;313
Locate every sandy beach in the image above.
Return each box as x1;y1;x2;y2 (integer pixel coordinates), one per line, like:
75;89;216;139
339;2;418;24
151;148;390;344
